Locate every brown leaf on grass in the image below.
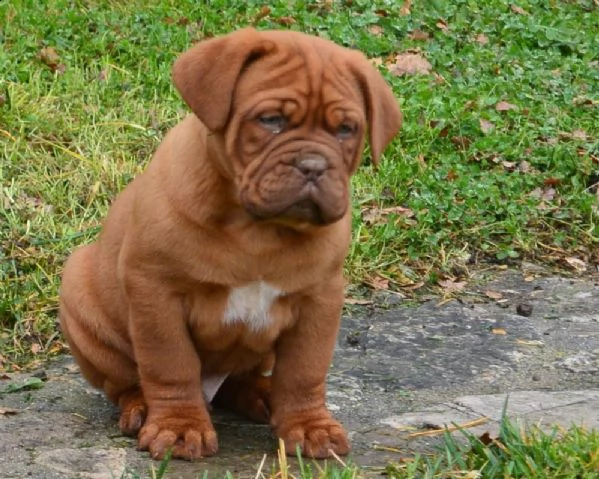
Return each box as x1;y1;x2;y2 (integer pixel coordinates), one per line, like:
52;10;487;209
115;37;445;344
451;136;472;150
409;29;430;41
438;279;466;292
31;343;42;355
361;205;415;226
39;47;66;74
510;4;529;15
502;161;517;171
541;187;556;201
368;24;384;36
400;0;412;15
369;276;390;290
518;160;531;173
475;33;489;45
275;16;296;26
436;19;449;31
251;6;271;25
388;53;432;76
479;118;495;134
495;101;518;112
544;177;561;186
559;129;588;141
39;46;59;65
0;94;5;107
369;57;384;68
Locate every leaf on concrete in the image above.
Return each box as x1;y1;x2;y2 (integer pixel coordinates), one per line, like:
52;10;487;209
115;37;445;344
484;290;503;300
0;407;19;416
438;279;466;292
3;377;44;394
565;257;587;272
388;53;432;76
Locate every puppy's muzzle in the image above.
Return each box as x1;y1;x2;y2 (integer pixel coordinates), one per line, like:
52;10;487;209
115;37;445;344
295;155;328;182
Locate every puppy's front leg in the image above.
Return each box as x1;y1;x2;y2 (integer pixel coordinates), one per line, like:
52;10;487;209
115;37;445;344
270;276;350;458
127;277;217;460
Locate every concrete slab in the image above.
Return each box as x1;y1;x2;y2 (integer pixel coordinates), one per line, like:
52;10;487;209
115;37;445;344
1;270;598;477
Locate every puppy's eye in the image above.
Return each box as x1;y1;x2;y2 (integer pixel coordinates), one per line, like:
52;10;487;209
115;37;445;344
258;114;286;133
336;123;356;140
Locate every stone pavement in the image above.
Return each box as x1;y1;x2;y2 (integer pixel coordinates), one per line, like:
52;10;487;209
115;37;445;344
1;268;598;478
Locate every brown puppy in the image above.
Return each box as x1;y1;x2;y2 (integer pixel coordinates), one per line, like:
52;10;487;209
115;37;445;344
59;28;401;460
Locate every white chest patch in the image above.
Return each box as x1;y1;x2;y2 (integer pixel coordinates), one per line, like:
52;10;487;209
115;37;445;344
223;282;283;331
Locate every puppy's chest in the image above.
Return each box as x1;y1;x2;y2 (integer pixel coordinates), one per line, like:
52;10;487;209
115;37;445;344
223;281;284;331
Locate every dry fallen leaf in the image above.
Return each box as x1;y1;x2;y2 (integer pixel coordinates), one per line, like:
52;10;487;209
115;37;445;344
39;46;60;66
369;276;390;290
0;408;19;416
565;257;587;272
510;4;529;15
31;343;42;355
491;328;507;335
344;298;373;305
436;19;449;31
495;101;518;112
438;279;466;292
475;33;489;45
409;29;430;41
451;136;471;150
484;290;503;300
369;57;383;68
368;24;384;36
275;16;296;26
479;118;495;134
400;0;412;15
388;53;432;76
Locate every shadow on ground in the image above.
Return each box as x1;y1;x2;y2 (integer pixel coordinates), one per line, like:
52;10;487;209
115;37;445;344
1;268;598;478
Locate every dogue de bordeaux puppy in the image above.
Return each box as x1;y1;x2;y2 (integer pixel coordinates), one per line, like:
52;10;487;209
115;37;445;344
59;28;402;460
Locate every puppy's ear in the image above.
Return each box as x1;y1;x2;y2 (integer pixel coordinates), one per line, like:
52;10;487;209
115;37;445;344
349;53;402;165
172;28;274;131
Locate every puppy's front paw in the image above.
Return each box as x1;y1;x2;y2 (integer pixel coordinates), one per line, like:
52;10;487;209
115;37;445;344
276;412;350;458
138;413;218;460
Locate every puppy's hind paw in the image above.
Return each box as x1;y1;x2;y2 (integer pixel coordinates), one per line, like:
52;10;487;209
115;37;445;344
118;389;147;436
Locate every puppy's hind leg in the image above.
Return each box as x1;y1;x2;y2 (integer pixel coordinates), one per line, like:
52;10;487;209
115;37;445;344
59;245;146;435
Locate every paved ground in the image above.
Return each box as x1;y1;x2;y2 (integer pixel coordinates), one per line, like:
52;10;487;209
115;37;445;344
1;267;598;478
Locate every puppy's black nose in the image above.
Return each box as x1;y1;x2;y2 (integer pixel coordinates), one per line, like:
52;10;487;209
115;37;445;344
296;155;328;179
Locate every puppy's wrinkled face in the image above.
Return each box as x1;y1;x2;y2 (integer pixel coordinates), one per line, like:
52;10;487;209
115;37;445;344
225;44;367;226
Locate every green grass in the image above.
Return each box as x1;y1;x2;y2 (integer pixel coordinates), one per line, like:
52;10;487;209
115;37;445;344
120;420;599;478
1;0;597;366
387;417;599;479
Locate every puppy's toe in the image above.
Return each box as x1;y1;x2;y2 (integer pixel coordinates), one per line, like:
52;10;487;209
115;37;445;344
118;389;147;436
278;416;350;458
138;418;218;460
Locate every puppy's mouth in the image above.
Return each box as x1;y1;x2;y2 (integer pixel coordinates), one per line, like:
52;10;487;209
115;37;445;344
240;172;347;226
